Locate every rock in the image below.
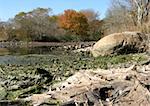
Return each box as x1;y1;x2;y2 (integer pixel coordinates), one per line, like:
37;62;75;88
91;32;148;57
36;68;53;83
0;67;5;74
73;47;92;53
28;93;52;106
0;85;7;100
8;84;20;91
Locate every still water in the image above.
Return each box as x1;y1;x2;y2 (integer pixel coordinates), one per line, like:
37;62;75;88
0;46;65;65
0;46;61;55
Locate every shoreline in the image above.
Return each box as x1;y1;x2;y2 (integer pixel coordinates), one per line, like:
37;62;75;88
0;41;95;48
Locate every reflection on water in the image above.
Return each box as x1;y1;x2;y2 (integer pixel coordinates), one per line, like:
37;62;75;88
0;46;61;55
0;46;65;65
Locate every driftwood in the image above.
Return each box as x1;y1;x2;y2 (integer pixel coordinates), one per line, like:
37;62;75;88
25;64;150;106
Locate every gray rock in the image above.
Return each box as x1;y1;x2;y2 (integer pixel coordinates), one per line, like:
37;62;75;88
8;85;20;91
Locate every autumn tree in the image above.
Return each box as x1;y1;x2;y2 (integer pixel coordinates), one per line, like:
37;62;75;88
58;9;89;40
80;9;103;40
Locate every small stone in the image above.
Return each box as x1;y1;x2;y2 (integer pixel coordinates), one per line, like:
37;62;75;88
8;85;19;90
118;90;122;95
106;98;110;102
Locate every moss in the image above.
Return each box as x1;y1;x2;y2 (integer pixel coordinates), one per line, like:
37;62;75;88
93;54;146;69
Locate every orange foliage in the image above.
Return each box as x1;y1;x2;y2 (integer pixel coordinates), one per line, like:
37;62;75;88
58;9;89;36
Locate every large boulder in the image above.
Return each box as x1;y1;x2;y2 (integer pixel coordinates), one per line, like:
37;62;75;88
91;32;148;57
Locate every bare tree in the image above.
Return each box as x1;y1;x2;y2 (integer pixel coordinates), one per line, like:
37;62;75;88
131;0;150;26
104;0;150;35
104;0;136;35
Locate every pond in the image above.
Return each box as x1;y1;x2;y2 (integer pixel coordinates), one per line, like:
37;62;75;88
0;42;96;65
0;46;72;65
0;46;63;55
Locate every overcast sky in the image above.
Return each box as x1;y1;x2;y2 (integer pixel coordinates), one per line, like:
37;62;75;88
0;0;110;21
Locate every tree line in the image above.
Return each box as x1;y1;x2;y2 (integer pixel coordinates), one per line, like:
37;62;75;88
0;8;103;42
0;0;149;42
